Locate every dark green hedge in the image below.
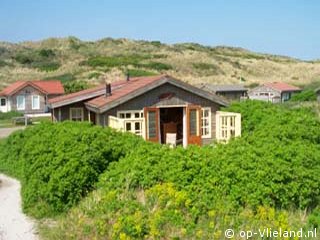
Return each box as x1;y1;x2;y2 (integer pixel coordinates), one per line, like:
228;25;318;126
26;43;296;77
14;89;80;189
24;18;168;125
0;122;147;217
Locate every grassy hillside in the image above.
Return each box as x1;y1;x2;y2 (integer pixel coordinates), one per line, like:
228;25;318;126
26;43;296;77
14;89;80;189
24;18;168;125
1;37;320;91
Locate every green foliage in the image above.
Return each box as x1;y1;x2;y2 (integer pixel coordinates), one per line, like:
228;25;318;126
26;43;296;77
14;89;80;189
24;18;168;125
0;122;146;217
32;61;60;72
63;81;90;94
43;73;75;83
39;49;56;58
290;89;317;102
0;111;23;120
0;60;9;67
2;101;320;238
84;55;173;72
13;48;60;71
193;62;223;75
193;62;214;70
88;72;102;79
84;54;151;68
142;62;173;71
125;69;157;77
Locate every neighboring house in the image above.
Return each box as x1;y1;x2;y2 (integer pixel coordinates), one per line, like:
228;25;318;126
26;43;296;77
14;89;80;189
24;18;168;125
198;83;248;101
248;82;301;103
0;81;64;114
49;75;241;146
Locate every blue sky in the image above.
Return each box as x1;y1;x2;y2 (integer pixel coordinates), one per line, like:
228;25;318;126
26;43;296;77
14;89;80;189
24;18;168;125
0;0;319;60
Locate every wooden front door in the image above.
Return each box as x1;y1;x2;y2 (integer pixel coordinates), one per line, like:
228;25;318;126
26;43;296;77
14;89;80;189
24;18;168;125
144;107;160;143
186;105;201;146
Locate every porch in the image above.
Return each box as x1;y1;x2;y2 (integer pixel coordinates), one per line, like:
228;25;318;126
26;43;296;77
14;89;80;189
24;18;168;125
108;106;241;146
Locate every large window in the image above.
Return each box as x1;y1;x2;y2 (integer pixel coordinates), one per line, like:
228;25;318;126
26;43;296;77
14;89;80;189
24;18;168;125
201;108;211;138
32;95;40;110
70;108;84;121
16;95;25;110
0;98;6;107
118;110;144;137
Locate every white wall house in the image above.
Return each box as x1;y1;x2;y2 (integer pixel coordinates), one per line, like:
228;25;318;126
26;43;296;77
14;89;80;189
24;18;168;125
248;82;301;103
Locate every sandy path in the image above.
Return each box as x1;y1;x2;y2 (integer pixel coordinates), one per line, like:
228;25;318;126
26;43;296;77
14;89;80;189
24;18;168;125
0;127;25;139
0;174;38;240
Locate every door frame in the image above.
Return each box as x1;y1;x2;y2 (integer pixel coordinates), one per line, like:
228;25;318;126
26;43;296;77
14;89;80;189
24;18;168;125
144;107;160;143
186;105;202;146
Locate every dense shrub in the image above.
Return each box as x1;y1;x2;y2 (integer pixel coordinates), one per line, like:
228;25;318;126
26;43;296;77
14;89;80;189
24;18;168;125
32;61;60;72
84;55;173;72
85;54;151;68
290;89;317;102
2;101;320;238
63;80;90;94
14;49;60;71
0;122;147;217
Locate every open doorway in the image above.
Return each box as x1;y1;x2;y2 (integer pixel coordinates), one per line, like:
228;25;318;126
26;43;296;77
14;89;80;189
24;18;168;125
159;107;183;145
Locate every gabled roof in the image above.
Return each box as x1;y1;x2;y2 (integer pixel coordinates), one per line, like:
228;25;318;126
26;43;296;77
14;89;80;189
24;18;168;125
48;79;132;108
264;82;301;92
85;75;229;113
199;83;247;92
0;80;64;96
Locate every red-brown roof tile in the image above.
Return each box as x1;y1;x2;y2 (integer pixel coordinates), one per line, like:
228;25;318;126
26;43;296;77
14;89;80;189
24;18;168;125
32;81;64;95
49;84;106;104
264;82;301;92
0;80;64;96
86;75;167;107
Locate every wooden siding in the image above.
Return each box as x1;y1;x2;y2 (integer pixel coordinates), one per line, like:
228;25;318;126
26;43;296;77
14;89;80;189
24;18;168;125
52;101;90;122
102;83;221;144
10;86;47;114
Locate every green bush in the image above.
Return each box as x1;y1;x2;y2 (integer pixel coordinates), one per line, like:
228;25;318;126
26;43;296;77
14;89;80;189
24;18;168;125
14;49;60;71
0;111;23;120
2;101;320;238
290;89;317;102
142;61;173;71
33;61;60;72
63;80;90;94
85;54;151;68
0;122;147;217
39;49;56;58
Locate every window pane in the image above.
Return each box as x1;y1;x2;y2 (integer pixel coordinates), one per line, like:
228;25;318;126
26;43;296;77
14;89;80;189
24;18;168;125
126;122;131;131
148;111;156;138
32;96;40;109
189;109;197;136
135;122;140;130
0;98;6;106
17;96;25;110
135;113;140;118
119;113;125;119
125;113;131;118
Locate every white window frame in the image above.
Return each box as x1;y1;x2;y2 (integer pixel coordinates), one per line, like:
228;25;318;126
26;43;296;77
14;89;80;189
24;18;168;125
0;98;6;107
201;107;211;138
16;95;25;110
117;110;144;137
31;95;40;110
69;108;84;121
216;111;241;142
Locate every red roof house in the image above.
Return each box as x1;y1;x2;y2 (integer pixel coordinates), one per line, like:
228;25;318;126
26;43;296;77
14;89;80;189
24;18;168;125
48;75;242;146
0;80;64;114
248;82;301;103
